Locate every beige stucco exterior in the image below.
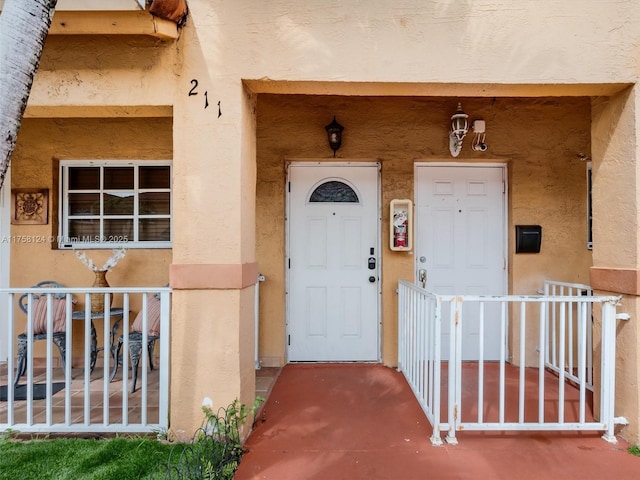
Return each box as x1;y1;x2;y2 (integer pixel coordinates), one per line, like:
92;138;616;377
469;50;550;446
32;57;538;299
255;94;594;370
4;0;640;443
10;117;172;355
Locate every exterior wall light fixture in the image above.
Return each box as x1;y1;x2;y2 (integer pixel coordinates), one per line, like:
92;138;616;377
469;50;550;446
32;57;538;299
449;102;469;157
448;103;488;156
325;116;344;157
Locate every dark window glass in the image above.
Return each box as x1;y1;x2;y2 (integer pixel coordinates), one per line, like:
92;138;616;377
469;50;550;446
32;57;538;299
104;219;133;240
103;193;134;215
69;167;100;190
140;192;171;215
140;166;170;189
139;218;171;242
68;193;100;215
309;181;359;203
104;167;134;190
69;219;99;239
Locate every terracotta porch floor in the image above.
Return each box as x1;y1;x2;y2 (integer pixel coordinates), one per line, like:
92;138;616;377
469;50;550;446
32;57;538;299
0;360;160;428
236;363;640;480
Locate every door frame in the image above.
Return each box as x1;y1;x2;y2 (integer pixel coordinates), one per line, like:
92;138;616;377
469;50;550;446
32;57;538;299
414;161;509;292
285;160;382;362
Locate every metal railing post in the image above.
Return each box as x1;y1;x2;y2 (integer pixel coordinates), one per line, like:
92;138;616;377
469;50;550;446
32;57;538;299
600;300;617;443
446;296;461;445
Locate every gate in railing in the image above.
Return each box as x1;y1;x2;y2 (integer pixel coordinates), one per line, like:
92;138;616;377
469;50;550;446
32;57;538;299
0;286;170;434
397;280;626;445
543;280;594;391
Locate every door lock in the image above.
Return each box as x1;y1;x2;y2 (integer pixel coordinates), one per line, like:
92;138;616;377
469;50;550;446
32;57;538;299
368;257;376;270
418;269;427;288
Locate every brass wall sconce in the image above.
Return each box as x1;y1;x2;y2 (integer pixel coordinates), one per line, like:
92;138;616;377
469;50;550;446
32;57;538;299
325;116;344;157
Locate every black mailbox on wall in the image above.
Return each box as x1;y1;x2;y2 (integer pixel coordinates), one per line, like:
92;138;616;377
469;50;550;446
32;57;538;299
515;225;542;254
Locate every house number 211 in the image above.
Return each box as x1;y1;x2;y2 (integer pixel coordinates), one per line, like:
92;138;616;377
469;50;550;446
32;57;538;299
188;79;222;117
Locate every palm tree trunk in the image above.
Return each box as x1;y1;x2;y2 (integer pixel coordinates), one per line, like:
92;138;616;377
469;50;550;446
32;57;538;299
0;0;58;192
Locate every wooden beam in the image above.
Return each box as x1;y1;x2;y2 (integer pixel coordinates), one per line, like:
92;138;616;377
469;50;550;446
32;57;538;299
49;11;179;40
24;105;173;119
243;79;632;98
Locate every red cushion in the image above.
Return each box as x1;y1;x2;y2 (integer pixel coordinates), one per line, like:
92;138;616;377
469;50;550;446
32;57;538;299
131;296;161;336
30;297;67;335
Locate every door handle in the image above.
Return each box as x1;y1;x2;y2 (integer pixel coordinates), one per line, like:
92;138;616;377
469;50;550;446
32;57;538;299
418;269;427;288
369;276;376;283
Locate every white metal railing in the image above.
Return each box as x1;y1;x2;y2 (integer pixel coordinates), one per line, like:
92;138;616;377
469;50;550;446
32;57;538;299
543;280;594;391
0;286;170;434
397;280;626;445
397;282;444;444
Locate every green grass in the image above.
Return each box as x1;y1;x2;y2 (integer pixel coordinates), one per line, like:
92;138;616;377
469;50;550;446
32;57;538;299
0;435;181;480
629;445;640;457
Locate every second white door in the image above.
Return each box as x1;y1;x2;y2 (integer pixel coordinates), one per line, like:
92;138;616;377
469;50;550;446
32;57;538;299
415;164;506;361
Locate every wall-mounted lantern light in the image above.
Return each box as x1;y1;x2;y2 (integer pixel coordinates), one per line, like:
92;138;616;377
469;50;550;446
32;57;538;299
325;116;344;157
449;103;469;157
448;103;488;156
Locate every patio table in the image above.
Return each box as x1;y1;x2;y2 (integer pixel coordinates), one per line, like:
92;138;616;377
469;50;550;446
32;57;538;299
71;308;124;372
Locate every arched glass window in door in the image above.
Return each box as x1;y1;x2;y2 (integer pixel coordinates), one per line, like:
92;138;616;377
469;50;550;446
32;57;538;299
309;180;359;203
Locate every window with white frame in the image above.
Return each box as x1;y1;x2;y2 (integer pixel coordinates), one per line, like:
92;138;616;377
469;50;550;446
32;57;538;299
59;161;172;249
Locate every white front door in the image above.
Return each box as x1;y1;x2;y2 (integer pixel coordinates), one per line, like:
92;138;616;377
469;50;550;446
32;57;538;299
287;163;380;362
415;164;506;361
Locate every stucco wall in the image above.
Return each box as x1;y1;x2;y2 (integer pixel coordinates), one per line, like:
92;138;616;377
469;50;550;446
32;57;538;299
191;0;639;87
11;117;173;355
12;0;639;442
256;94;593;367
31;35;177;114
590;89;640;443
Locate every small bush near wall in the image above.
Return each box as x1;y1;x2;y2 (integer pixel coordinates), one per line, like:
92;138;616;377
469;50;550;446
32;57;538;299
150;398;263;480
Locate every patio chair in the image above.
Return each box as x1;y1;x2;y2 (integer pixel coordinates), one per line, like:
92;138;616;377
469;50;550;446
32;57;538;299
110;294;161;393
14;281;70;387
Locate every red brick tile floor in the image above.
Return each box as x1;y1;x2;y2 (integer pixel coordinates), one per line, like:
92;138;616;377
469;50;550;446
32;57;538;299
0;360;160;429
236;363;640;480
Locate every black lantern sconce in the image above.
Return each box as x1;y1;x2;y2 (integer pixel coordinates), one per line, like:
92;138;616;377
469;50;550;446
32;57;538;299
325;116;344;157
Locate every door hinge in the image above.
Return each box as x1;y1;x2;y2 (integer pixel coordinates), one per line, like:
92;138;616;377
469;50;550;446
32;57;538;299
288;258;291;269
288;182;291;193
502;181;506;194
288;334;291;346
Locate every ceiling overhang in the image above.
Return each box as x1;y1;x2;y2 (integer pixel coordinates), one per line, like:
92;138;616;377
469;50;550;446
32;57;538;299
49;10;179;39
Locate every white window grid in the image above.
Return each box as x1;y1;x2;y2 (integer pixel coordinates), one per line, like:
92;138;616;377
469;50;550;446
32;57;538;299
59;160;172;249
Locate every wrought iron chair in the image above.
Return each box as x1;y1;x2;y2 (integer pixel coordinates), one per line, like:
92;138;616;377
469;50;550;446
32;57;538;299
110;293;161;393
14;281;70;387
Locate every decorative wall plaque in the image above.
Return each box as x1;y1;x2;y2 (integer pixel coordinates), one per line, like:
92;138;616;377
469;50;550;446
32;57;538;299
11;189;48;225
